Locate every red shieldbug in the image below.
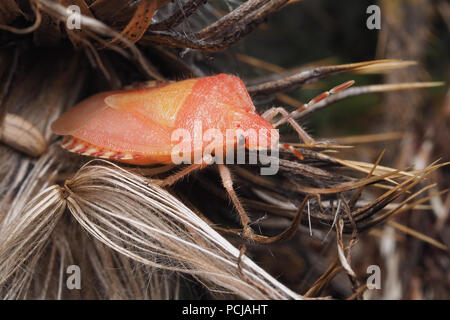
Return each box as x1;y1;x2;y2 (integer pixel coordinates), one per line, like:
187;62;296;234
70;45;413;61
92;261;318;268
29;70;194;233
52;74;280;165
52;73;353;241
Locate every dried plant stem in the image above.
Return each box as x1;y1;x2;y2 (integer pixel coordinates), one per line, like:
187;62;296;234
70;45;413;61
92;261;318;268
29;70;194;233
294;82;444;119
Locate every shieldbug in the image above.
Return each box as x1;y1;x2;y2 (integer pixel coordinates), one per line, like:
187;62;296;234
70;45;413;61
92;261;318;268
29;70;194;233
52;74;353;242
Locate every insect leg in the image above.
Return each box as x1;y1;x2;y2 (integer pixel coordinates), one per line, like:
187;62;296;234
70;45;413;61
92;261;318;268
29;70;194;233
217;166;316;243
156;162;208;187
262;107;315;145
218;164;252;233
218;164;312;243
273;80;355;127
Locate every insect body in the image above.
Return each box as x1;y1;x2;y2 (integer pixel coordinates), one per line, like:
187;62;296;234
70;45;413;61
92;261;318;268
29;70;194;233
52;74;279;165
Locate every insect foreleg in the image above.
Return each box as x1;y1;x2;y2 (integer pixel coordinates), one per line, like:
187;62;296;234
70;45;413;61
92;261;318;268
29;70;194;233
273;80;355;127
262;107;315;145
